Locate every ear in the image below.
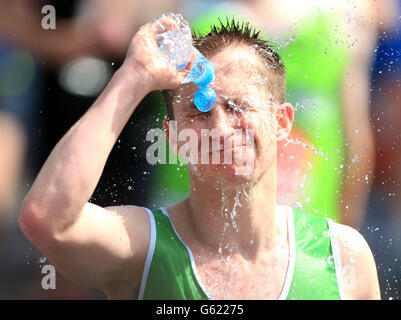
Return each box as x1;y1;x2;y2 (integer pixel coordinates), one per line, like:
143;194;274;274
162;118;178;154
275;103;294;141
162;118;169;140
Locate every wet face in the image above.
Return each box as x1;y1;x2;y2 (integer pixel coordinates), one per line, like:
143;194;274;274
164;46;292;184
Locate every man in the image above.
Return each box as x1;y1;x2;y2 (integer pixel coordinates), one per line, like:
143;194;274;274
156;0;398;230
18;16;380;299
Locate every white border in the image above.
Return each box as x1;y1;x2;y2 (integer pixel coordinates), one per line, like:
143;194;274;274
137;207;157;300
325;218;345;300
278;205;296;300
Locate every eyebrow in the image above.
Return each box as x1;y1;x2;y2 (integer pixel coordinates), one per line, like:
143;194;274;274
223;96;246;109
180;94;246;114
183;101;196;111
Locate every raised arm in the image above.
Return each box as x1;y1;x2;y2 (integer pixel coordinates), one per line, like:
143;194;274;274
18;20;194;298
0;0;182;69
339;0;399;229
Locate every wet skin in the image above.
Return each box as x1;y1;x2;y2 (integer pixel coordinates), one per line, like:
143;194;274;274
162;45;295;299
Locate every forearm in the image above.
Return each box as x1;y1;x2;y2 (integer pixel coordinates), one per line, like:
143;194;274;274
19;63;151;234
341;144;374;229
0;14;99;69
340;64;375;229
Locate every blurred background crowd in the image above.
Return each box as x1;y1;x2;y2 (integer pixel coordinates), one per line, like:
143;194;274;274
0;0;400;300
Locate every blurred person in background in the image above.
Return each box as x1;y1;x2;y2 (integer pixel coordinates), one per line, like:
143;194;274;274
0;0;46;299
363;0;401;300
0;0;181;299
149;0;395;231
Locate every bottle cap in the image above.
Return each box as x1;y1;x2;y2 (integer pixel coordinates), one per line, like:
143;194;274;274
194;86;217;112
193;61;215;87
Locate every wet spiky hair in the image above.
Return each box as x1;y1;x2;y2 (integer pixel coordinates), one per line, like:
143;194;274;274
162;18;286;120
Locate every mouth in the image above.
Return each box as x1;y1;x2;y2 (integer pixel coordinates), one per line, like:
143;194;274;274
207;146;255;168
209;144;249;154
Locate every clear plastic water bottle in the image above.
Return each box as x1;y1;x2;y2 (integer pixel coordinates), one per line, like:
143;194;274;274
150;13;216;112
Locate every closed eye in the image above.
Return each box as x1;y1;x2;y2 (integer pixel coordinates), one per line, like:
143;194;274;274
226;100;256;113
186;105;212;119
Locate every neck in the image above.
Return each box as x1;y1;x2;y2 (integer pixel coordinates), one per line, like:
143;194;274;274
185;164;280;259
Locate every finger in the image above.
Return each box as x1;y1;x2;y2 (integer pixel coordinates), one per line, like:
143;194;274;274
178;48;196;79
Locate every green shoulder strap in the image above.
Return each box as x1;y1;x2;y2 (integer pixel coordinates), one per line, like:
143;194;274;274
286;208;342;300
141;208;209;300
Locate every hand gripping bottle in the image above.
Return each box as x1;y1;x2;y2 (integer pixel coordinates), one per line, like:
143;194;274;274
150;13;216;112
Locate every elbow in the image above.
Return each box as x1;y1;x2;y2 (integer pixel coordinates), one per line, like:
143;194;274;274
18;192;82;244
18;199;52;243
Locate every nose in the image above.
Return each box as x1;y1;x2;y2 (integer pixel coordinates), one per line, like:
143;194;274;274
207;104;237;137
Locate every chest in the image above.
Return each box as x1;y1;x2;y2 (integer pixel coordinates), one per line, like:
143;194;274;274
193;249;290;300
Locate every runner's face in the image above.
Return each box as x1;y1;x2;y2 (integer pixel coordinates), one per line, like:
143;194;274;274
168;46;282;182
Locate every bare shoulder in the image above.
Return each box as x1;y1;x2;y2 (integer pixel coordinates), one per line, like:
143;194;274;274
104;204;151;228
329;221;380;300
88;203;152;298
104;203;152;267
105;204;152;258
103;204;152;259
